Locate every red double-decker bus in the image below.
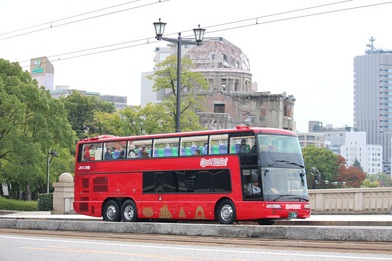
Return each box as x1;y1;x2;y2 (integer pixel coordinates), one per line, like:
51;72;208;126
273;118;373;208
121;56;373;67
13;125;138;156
73;126;311;224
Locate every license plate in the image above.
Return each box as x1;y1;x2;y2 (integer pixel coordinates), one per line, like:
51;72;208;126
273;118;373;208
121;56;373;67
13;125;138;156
288;212;297;219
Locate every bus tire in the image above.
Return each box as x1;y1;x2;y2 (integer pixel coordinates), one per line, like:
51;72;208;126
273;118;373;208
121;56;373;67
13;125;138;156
103;199;121;222
216;199;236;224
121;200;137;222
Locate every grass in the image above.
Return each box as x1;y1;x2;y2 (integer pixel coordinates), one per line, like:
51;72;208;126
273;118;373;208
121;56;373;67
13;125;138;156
0;196;38;211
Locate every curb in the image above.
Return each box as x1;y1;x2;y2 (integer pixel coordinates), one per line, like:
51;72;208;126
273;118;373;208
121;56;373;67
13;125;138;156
0;219;391;242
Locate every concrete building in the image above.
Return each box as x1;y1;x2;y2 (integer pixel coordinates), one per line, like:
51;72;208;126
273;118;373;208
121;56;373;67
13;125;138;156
311;125;355;154
308;121;323;132
50;85;127;110
354;37;392;174
340;132;383;174
305;121;383;174
30;56;54;91
298;133;325;148
100;95;127;110
143;37;296;130
50;85;100;99
141;45;195;107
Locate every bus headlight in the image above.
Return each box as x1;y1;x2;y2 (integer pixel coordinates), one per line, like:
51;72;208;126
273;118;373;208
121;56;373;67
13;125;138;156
266;204;282;209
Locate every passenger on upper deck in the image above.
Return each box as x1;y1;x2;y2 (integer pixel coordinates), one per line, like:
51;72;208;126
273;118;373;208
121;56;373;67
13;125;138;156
128;145;137;158
239;139;248;153
104;148;113;160
89;145;96;161
250;144;257;153
141;146;150;158
118;150;125;159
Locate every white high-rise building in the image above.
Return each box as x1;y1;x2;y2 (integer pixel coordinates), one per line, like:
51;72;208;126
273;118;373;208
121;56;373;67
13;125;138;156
354;37;392;174
340;131;382;174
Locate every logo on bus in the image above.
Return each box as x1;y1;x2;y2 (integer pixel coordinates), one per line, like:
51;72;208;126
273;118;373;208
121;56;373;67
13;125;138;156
200;157;228;168
78;166;91;170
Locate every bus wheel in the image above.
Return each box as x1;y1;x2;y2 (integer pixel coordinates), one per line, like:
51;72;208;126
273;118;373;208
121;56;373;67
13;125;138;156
121;200;137;222
103;200;121;222
216;199;236;224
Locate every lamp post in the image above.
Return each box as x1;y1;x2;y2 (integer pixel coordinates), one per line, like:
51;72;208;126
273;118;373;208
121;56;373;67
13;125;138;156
46;149;58;194
153;18;205;132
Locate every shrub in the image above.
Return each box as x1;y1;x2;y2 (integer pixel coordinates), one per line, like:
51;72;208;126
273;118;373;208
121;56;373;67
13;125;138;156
0;196;38;211
37;194;53;211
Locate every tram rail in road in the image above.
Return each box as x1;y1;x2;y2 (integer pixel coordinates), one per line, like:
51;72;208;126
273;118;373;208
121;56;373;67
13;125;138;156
1;228;392;256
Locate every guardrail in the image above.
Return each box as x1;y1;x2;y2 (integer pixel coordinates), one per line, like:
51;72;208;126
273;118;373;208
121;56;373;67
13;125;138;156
309;187;392;214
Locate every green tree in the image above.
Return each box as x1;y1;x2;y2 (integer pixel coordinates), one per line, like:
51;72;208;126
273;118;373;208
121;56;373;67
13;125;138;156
361;178;379;188
363;173;392;187
91;111;126;137
147;55;207;132
353;159;364;172
0;59;75;199
302;146;339;188
120;103;172;135
61;92;116;140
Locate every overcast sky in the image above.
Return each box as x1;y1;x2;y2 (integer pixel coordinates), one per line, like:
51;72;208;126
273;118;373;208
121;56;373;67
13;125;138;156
1;0;392;132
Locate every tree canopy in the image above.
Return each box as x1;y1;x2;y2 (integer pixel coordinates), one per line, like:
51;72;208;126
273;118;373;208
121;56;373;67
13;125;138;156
147;55;207;132
302;146;339;186
0;59;76;199
61;91;116;140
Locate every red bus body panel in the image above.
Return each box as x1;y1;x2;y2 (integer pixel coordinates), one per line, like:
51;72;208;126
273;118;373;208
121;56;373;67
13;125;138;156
73;127;311;221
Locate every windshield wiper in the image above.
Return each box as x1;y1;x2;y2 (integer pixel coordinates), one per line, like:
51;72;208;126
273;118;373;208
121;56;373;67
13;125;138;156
275;160;304;168
293;196;309;202
273;194;309;202
273;194;293;201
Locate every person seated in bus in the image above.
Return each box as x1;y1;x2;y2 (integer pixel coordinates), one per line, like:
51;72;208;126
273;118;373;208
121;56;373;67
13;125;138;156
247;174;261;195
118;150;125;159
83;145;91;161
141;146;150;158
250;144;257;153
89;144;96;160
194;149;201;155
104;148;113;160
239;139;248;153
128;145;137;158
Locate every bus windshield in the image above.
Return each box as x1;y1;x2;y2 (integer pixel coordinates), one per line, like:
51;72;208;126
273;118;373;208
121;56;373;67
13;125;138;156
255;134;307;201
257;134;304;167
261;167;308;201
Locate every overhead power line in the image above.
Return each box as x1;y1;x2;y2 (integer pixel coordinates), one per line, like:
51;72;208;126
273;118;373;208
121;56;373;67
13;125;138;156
0;0;168;41
204;1;392;35
15;0;392;70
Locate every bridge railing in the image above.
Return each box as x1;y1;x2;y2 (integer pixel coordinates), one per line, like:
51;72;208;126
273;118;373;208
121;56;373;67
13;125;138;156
309;187;392;214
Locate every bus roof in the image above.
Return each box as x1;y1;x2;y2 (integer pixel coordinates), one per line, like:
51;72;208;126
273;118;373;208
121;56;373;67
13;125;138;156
79;126;296;143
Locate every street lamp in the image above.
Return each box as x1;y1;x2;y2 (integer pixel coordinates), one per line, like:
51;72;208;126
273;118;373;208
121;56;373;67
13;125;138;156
153;18;206;132
46;150;58;194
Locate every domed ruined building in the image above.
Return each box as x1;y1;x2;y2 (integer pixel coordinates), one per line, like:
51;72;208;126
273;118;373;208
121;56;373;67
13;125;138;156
187;37;252;92
185;37;295;130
